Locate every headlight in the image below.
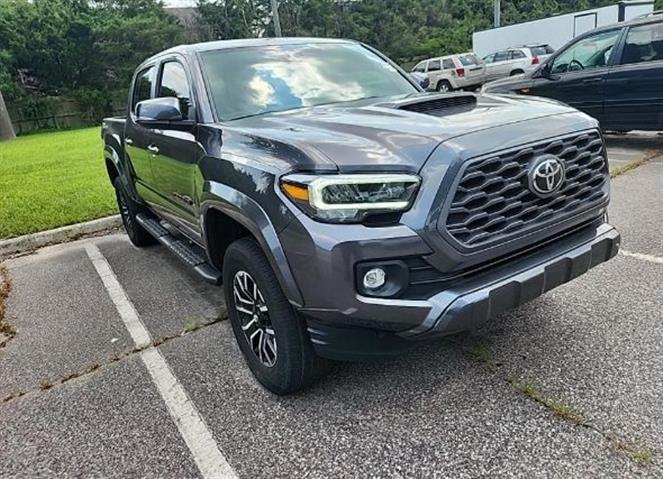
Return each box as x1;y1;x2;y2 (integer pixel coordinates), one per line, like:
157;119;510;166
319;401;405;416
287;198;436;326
280;173;420;223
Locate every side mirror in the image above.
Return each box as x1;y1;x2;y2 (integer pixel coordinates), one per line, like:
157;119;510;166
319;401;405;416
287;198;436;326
136;97;183;122
535;62;554;80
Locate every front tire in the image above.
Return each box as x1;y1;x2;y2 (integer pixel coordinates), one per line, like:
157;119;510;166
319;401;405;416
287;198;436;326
436;80;452;93
223;238;331;395
113;177;156;247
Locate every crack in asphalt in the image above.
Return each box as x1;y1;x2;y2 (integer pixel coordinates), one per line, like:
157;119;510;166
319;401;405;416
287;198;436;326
462;336;654;467
610;151;663;179
0;263;15;349
0;314;228;406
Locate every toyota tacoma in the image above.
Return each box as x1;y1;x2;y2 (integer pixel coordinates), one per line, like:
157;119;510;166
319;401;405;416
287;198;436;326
102;38;620;394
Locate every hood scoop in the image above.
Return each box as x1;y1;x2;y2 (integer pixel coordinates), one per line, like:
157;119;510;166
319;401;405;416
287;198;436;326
394;93;477;116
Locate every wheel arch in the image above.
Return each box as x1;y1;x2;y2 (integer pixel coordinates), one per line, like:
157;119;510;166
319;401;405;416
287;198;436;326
201;183;304;307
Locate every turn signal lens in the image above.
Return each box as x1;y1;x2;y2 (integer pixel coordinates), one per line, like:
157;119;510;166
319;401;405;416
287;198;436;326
281;182;309;202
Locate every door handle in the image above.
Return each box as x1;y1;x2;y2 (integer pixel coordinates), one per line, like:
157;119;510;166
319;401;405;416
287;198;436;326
147;145;160;155
582;78;603;84
125;138;134;146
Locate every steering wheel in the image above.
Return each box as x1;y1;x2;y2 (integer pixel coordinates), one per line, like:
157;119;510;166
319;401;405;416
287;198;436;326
569;59;585;71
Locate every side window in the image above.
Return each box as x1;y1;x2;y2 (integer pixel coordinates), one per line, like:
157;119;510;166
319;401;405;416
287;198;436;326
158;61;193;119
428;59;441;72
493;51;509;62
551;29;621;74
510;50;526;59
483;54;495;64
132;67;154;115
412;62;426;73
621;22;663;65
442;58;455;70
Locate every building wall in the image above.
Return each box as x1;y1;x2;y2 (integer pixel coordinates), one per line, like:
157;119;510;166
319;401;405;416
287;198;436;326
472;2;654;57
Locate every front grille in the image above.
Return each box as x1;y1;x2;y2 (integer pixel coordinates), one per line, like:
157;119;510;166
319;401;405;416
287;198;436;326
443;131;608;249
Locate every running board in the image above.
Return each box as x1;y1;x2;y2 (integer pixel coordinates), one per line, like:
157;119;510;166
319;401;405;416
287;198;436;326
135;214;221;285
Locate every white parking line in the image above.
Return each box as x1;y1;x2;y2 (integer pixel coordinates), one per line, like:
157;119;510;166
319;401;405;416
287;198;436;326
85;244;237;479
620;249;663;265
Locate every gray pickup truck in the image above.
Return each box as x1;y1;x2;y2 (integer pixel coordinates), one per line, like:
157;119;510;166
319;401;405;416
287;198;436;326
102;38;620;394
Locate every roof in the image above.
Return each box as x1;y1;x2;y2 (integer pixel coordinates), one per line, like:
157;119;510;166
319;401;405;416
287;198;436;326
148;37;356;61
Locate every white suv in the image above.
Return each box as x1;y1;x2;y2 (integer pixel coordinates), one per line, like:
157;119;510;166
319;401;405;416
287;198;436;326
412;53;486;92
483;44;555;82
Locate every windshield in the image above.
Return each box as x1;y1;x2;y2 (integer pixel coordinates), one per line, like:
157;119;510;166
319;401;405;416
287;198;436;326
199;42;418;121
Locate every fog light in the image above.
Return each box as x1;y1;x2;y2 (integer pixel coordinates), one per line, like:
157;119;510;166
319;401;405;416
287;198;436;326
363;268;386;290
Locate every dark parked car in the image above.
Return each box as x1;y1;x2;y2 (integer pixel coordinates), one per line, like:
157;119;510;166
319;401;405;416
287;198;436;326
102;38;620;394
483;13;663;132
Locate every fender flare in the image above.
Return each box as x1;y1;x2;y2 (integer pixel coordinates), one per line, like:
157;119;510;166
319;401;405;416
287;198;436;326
201;181;304;308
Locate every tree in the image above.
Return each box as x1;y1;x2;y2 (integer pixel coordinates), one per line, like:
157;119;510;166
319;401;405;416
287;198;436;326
0;90;16;141
0;0;183;98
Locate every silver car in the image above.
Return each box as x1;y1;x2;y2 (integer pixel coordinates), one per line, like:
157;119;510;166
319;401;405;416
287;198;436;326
483;44;555;81
412;53;486;92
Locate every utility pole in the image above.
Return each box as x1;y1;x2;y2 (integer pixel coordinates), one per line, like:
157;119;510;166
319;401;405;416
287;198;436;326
0;90;16;142
270;0;282;37
494;0;501;28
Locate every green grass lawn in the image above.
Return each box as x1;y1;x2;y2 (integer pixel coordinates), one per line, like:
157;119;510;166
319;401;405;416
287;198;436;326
0;127;117;239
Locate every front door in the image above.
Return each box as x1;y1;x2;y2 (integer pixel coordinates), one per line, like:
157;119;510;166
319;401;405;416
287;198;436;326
125;66;156;199
604;21;663;131
149;59;201;239
529;28;623;125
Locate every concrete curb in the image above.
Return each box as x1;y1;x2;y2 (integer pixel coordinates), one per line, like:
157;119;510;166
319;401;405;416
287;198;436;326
0;215;122;258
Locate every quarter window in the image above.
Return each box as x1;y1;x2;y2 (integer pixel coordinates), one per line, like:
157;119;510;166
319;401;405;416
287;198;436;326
442;58;455;70
509;50;526;59
621;23;663;65
551;29;621;74
132;67;154;115
159;61;192;119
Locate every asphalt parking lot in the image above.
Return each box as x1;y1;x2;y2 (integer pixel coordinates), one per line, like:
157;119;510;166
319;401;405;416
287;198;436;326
1;138;662;478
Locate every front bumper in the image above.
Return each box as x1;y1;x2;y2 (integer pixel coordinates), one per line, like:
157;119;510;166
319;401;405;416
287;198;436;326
305;222;620;361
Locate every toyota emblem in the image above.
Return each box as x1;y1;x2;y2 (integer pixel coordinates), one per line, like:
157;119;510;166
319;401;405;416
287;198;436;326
528;155;566;197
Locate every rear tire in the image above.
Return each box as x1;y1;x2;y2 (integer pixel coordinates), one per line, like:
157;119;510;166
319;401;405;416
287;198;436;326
223;238;331;395
436;80;452;93
113;177;156;247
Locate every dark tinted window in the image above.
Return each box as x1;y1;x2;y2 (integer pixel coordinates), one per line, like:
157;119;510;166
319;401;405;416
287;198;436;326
621;22;663;65
159;61;192;119
459;54;479;66
494;51;509;62
509;50;526;59
551;29;620;74
428;59;441;71
443;58;455;69
132;67;154;114
200;43;417;121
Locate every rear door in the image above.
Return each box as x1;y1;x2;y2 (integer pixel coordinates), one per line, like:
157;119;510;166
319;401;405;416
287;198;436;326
529;28;623;124
508;50;528;74
149;58;201;238
485;51;510;80
458;54;485;85
125;66;157;198
604;21;663;131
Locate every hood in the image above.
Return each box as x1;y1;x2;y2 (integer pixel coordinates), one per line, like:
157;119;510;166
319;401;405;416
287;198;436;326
229;93;579;172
